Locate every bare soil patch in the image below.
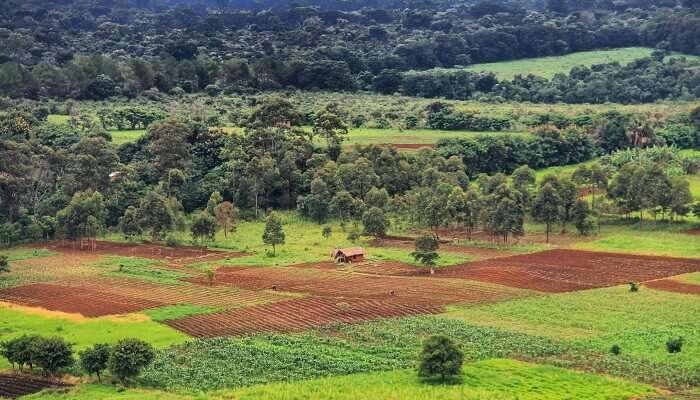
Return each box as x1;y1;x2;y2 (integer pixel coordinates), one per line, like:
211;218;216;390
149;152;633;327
0;283;164;317
288;260;425;276
389;143;435;150
645;279;700;295
34;241;246;266
436;249;700;293
0;374;71;399
189;265;523;306
165;297;444;337
685;228;700;236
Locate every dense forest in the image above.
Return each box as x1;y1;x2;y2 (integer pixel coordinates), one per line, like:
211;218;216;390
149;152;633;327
2;0;700;101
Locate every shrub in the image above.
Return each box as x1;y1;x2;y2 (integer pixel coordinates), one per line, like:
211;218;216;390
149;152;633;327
418;335;464;383
30;336;74;376
108;339;155;384
80;344;111;381
610;344;621;355
629;282;639;292
0;255;9;273
666;337;684;353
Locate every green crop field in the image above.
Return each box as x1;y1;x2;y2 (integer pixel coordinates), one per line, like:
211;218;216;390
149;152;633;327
227;359;653;400
445;285;700;370
458;47;700;80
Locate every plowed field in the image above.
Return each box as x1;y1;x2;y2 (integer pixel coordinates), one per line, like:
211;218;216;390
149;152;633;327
187;266;524;306
0;374;71;399
165;297;443;337
0;283;164;317
646;279;700;295
436;249;700;293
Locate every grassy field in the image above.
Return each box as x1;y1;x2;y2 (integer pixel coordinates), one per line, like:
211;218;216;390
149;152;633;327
575;225;700;258
339;128;529;146
23;385;198;400
111;129;146;145
460;47;700;80
0;305;187;369
227;359;653;400
445;285;700;369
150;213;472;268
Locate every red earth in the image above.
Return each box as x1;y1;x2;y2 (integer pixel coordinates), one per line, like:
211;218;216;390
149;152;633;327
187;265;523;306
0;374;71;399
435;249;700;293
685;228;700;236
164;297;443;337
0;283;164;317
645;279;700;295
35;240;247;266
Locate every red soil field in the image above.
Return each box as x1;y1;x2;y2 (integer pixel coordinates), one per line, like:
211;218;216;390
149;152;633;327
165;297;444;337
436;249;700;293
371;238;513;261
685;228;700;236
288;260;425;276
188;265;523;306
645;279;700;295
389;143;435;150
54;276;287;309
0;283;163;317
35;240;246;265
0;374;71;399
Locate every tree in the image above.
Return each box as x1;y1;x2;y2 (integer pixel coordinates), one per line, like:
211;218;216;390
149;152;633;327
313;111;348;147
362;207;388;238
262;212;285;256
556;178;578;234
0;335;40;371
55;190;105;250
412;234;440;274
532;183;562;243
322;226;332;239
147;119;192;174
108;339;155;385
572;199;595;236
206;191;223;214
668;177;693;220
79;344;111;382
0;255;8;274
136;191;174;241
213;201;238;238
330;191;356;220
191;211;217;245
119;206;142;241
31;337;74;376
418;336;463;383
366;187;390;210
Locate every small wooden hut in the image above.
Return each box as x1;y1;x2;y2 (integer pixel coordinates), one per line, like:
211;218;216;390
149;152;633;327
331;247;365;263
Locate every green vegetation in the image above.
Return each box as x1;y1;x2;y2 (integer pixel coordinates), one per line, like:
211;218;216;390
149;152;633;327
228;359;653;400
23;385;195;400
577;226;700;258
143;304;220;322
0;248;56;261
445;285;700;369
92;256;192;285
340;128;528;146
111;129;146;145
461;47;676;80
0;307;187;369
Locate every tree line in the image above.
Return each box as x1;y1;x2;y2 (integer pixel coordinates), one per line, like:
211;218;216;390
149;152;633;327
1;98;698;249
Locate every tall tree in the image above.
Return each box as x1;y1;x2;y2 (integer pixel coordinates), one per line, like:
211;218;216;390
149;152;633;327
262;212;285;256
532;183;562;243
136;191;174;241
362;207;388;238
411;234;440;274
56;190;105;250
213;201;238;238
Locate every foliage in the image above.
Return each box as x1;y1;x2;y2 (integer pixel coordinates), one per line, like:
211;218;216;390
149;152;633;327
0;334;40;371
0;255;8;274
262;212;285;256
666;337;684;354
108;339;156;384
29;336;74;376
411;234;440;268
80;344;111;381
362;207;388;238
418;336;464;382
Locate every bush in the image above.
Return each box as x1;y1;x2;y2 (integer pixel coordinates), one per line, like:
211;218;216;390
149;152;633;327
108;339;155;384
418;335;464;383
629;282;639;292
0;255;9;273
30;336;74;376
666;337;684;353
610;344;621;355
80;344;111;381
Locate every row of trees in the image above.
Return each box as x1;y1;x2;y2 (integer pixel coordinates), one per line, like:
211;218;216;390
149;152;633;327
0;336;155;384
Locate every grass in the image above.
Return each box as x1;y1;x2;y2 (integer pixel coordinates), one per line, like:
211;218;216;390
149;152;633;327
0;248;56;262
445;285;700;369
576;225;700;258
111;129;146;145
143;304;220;322
0;306;187;369
90;256;192;285
174;213;470;268
23;385;199;400
227;359;654;400
459;47;699;80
